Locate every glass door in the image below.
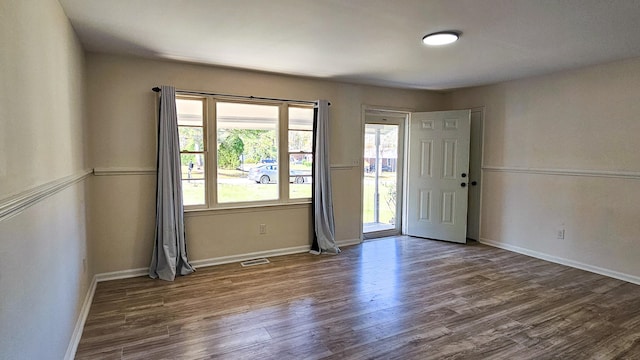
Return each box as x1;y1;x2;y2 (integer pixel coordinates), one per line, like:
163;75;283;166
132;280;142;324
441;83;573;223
363;112;405;238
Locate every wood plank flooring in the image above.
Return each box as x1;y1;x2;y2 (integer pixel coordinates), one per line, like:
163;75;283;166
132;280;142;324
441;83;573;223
76;236;640;359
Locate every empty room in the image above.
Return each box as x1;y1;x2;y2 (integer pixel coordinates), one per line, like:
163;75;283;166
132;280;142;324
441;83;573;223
2;0;640;359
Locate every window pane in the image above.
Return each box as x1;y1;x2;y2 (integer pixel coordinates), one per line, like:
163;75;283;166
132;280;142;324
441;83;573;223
288;130;312;153
217;102;278;130
217;102;279;203
289;107;313;130
178;127;204;152
182;156;205;206
181;155;205;180
176;98;203;126
290;154;312;199
218;175;279;203
182;180;205;206
289;107;313;199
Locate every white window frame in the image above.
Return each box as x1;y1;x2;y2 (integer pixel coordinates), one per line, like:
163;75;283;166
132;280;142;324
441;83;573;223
287;105;314;199
177;94;314;211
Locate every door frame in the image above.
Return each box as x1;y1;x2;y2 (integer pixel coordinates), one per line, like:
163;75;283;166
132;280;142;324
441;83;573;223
358;105;484;243
360;106;411;240
467;107;485;241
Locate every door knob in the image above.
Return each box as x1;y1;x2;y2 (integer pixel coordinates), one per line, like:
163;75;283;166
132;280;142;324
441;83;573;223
461;182;467;187
471;181;477;186
461;173;467;178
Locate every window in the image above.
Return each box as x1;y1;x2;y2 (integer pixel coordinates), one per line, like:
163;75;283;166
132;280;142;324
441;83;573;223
175;95;314;209
217;102;279;203
177;98;206;206
288;107;313;199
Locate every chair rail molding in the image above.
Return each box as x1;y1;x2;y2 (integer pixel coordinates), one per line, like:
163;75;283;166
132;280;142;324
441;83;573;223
0;169;92;222
482;165;640;180
93;167;157;176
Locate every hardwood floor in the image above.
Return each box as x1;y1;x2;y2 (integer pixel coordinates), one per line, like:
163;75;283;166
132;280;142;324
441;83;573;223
76;236;640;359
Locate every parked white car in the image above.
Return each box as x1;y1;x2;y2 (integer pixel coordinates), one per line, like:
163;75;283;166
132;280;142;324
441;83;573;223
248;164;311;184
248;164;278;184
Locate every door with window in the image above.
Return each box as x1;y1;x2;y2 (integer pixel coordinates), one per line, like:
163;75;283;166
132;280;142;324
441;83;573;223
362;111;405;238
405;110;471;244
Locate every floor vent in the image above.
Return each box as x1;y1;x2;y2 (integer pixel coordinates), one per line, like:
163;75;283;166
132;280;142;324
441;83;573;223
240;258;270;267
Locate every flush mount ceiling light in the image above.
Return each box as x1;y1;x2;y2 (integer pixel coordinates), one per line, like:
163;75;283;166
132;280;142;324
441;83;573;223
422;31;460;46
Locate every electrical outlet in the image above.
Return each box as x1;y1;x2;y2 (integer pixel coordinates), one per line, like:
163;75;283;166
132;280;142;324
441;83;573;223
259;224;267;234
557;229;565;240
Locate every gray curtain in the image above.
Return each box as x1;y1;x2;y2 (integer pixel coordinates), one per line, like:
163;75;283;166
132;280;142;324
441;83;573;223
310;100;341;254
149;85;195;281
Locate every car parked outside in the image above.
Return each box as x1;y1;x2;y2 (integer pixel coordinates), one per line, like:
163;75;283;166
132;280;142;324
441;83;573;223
248;164;311;184
249;164;278;184
366;164;393;173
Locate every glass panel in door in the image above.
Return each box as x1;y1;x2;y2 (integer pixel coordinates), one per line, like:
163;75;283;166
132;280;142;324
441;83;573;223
363;123;400;235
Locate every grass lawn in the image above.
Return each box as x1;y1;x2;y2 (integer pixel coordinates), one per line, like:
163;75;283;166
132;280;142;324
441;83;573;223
183;168;397;221
363;173;397;225
182;165;312;205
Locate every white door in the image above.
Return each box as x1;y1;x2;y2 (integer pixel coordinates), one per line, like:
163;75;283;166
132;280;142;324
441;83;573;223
405;110;471;243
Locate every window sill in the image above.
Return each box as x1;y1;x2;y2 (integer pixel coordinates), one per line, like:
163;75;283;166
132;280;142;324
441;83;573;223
184;201;311;217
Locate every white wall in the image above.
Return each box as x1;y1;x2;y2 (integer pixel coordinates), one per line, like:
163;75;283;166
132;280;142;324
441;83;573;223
0;0;91;358
446;57;640;282
86;53;445;273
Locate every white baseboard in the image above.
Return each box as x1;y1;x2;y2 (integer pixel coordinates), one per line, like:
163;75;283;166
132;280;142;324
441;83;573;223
337;238;362;247
64;275;97;360
190;245;311;268
479;238;640;285
95;267;149;282
95;239;363;282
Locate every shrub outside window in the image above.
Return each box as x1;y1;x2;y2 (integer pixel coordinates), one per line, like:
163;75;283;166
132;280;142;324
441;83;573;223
217;102;279;203
175;95;314;209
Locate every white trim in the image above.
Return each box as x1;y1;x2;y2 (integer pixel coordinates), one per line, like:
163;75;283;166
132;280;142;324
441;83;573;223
330;164;357;169
64;275;97;360
336;238;362;247
467;107;484;241
93;245;313;282
190;245;311;268
95;240;363;282
360;105;412;241
482;166;640;180
361;103;415;115
93;167;156;176
0;169;92;222
479;238;640;285
185;201;310;217
95;268;149;282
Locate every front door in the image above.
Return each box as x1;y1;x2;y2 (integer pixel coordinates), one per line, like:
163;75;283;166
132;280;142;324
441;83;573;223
405;110;471;243
362;111;405;238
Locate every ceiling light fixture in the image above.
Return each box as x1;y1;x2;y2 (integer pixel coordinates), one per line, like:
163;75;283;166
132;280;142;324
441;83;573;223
422;31;460;46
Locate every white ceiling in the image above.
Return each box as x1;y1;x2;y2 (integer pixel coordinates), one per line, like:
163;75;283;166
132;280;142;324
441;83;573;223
58;0;640;90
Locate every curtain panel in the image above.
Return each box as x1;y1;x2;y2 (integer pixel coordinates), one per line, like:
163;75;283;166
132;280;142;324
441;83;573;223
149;85;195;281
310;100;340;254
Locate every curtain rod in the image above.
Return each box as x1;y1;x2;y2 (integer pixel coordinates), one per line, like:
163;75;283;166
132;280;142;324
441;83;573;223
152;87;329;106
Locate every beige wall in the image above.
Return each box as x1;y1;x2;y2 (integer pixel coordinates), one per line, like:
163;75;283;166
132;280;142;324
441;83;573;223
446;57;640;280
0;0;90;359
2;2;638;357
86;53;445;273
